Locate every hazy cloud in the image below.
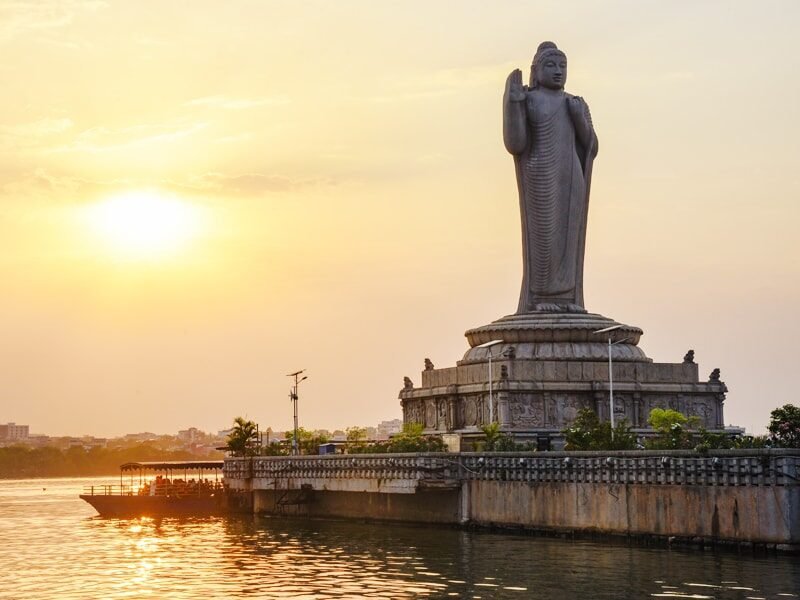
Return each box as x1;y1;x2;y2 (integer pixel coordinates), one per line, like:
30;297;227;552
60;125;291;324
362;63;514;103
214;133;255;145
0;168;139;196
0;1;108;42
1;117;74;137
186;95;290;110
33;36;88;50
135;36;170;47
0;117;75;154
51;121;207;154
177;172;334;195
0;169;334;200
660;71;695;82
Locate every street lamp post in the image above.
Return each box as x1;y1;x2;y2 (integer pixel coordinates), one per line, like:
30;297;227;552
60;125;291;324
287;370;307;455
477;339;504;424
592;326;631;438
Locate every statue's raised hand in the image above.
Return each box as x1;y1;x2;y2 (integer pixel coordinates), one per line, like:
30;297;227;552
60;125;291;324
567;95;586;120
505;69;526;102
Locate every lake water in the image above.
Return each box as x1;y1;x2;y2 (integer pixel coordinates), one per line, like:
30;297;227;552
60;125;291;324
0;477;798;599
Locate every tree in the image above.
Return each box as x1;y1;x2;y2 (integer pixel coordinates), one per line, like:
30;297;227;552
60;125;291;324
768;404;800;448
225;417;259;457
386;423;445;453
284;427;330;455
346;426;367;450
646;408;699;450
261;441;288;456
480;423;518;451
694;427;735;452
733;435;771;449
563;409;637;451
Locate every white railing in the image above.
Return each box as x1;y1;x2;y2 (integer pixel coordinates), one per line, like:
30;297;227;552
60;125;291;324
81;484;137;496
82;482;227;497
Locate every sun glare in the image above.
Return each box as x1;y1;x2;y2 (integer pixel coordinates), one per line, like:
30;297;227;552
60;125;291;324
83;191;207;261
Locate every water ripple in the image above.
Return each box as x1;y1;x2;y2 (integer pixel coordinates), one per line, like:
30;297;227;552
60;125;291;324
1;478;799;599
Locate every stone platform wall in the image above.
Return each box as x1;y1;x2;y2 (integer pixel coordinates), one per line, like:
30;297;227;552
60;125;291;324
402;358;726;434
224;450;800;549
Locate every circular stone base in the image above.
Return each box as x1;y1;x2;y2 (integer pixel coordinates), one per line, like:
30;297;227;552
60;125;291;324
461;312;649;363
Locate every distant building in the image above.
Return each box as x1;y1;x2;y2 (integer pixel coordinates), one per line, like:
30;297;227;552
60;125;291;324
377;419;402;439
178;427;202;443
82;437;108;449
25;435;51;447
0;423;29;441
193;444;221;457
124;432;158;441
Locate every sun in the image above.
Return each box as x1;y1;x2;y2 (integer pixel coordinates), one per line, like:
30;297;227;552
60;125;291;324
83;191;208;261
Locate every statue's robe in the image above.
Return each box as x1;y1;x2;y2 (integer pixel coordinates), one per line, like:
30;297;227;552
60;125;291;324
510;89;596;313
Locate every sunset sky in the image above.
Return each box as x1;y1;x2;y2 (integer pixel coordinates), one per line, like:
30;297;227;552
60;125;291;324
1;1;798;437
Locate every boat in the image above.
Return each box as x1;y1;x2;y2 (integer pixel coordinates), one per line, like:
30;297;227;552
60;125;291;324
80;460;226;517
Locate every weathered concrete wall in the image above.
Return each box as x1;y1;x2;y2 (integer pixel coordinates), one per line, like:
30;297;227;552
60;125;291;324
225;450;800;547
464;481;800;544
253;489;460;523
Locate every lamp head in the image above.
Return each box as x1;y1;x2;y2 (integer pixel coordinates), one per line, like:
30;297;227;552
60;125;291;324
593;325;622;335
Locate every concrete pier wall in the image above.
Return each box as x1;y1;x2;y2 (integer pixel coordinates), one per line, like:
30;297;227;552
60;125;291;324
224;450;800;547
253;488;460;523
464;481;799;544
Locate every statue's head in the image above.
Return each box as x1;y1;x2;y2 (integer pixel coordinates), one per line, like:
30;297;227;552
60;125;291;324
530;41;567;90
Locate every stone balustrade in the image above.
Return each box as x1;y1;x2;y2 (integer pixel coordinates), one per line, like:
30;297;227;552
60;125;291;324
224;449;799;490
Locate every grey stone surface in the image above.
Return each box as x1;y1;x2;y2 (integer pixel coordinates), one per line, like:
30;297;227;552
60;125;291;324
463;312;646;362
504;42;597;314
401;356;726;433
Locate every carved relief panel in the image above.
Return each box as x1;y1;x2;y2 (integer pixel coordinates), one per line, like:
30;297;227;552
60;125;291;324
464;396;480;427
688;399;715;428
612;394;630;423
509;395;545;428
436;398;448;431
404;399;424;425
424;400;437;429
547;394;588;427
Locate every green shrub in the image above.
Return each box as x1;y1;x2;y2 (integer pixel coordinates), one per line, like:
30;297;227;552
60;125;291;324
386;423;446;452
732;434;771;449
349;423;445;454
694;427;735;453
563;409;637;451
645;408;698;450
480;423;519;451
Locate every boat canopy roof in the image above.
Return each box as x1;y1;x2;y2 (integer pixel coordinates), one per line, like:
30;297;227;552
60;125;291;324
120;460;223;472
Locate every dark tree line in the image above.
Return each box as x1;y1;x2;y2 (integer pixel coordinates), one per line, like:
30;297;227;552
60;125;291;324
0;444;218;479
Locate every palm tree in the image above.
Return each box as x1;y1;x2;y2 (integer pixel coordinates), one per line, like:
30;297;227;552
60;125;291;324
225;417;259;457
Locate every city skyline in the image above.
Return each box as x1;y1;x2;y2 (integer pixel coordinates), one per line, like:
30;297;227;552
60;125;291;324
1;1;799;436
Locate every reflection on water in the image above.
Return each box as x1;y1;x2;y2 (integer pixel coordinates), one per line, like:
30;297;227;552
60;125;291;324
0;478;798;599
